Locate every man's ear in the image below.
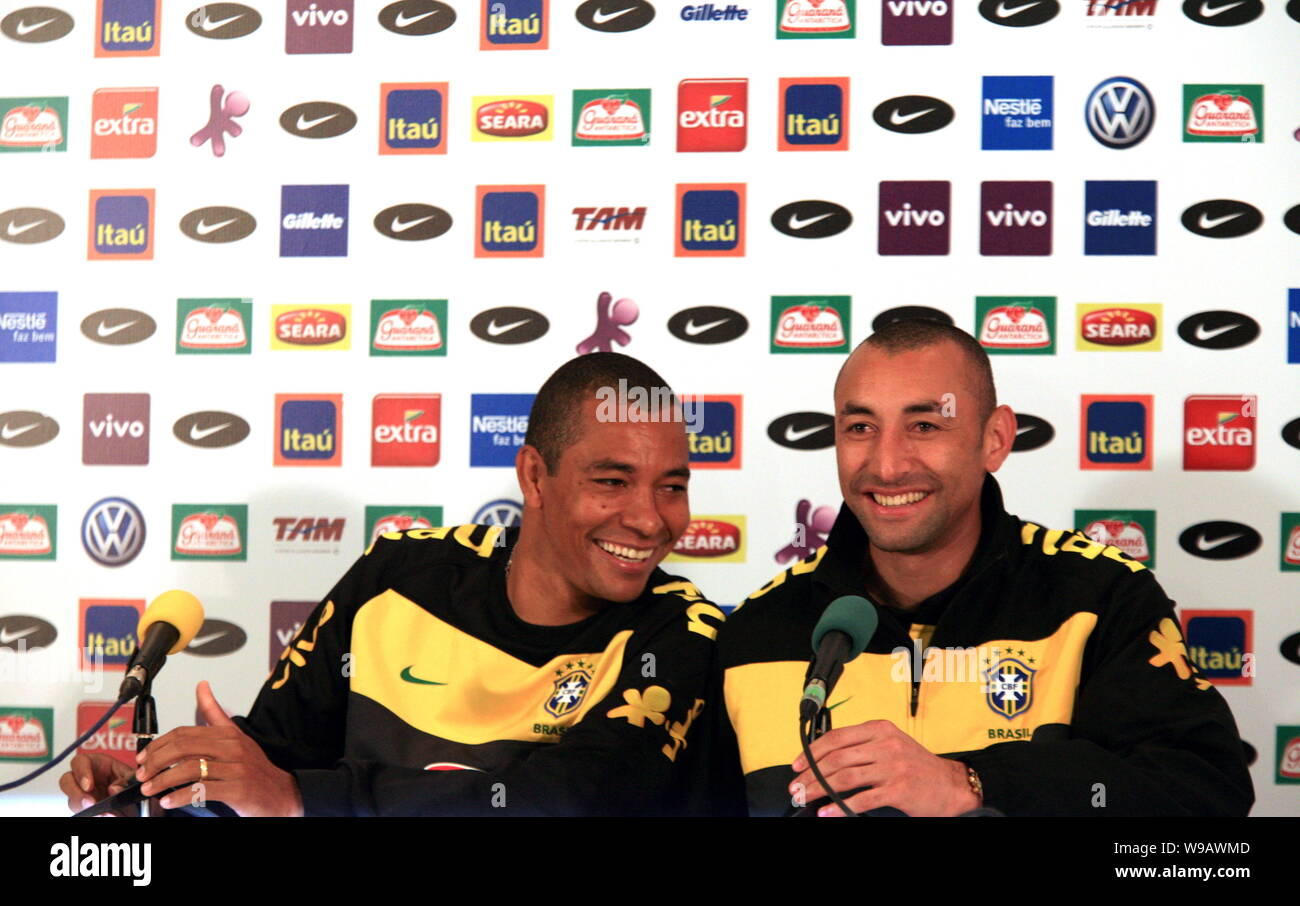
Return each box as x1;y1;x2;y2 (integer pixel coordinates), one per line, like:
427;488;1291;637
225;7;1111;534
516;444;547;509
983;405;1018;473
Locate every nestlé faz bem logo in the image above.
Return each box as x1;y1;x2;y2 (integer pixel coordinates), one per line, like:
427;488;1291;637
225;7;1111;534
0;292;57;363
779;78;848;150
675;183;744;256
275;394;342;466
476;185;544;257
470;393;532;467
96;0;159;56
982;76;1053;150
482;0;548;48
380;82;448;154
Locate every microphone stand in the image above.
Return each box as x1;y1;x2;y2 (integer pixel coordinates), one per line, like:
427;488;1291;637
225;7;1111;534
133;671;160;818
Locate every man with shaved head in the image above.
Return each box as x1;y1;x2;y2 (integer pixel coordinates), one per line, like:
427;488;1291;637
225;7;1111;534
719;320;1253;817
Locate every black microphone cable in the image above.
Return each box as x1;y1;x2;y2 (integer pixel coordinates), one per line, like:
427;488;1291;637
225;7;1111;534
798;710;858;818
0;695;129;793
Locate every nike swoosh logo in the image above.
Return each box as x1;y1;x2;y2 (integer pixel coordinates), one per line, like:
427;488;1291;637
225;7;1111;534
1196;533;1244;551
96;320;139;338
788;212;833;231
6;219;46;237
201;12;245;30
486;318;530;336
889;107;935;125
784;423;830;442
684;318;730;336
195;218;237;236
390;215;434;233
996;0;1041;16
1194;323;1241;341
15;17;56;35
189;422;232;441
1015;425;1035;436
400;665;447;685
296;113;339;132
1198;212;1242;230
0;626;38;644
1199;0;1244;15
592;5;636;22
0;423;39;440
395;9;440;26
189;632;225;648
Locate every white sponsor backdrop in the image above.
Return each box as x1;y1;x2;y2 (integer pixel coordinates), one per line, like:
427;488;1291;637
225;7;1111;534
0;1;1297;815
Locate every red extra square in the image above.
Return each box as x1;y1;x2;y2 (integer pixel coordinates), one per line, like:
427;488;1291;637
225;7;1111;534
677;79;748;152
1183;395;1256;471
372;394;441;466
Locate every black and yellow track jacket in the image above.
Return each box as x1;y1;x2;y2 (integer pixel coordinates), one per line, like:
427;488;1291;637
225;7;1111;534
718;475;1254;817
234;523;746;816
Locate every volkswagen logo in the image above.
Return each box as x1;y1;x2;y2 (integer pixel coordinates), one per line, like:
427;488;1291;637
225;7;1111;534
473;499;523;527
81;497;145;567
1085;77;1154;149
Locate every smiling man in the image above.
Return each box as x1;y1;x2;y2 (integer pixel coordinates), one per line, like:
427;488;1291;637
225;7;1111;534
718;320;1253;817
62;353;742;817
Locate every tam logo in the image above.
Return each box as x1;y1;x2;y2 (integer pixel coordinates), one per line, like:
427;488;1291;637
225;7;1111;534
1183;395;1256;471
97;0;160;56
272;305;350;350
473;97;552;141
1181;610;1252;686
677;79;748;152
373;394;441;467
667;516;745;562
90;88;158;159
275;394;342;467
273;517;345;544
88;190;154;260
380;83;447;155
481;0;548;48
778;78;849;150
476;185;544;257
687;396;742;468
1080;395;1152;470
1076;304;1161;351
675;183;745;257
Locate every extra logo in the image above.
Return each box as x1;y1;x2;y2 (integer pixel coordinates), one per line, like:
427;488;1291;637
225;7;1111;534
677;79;747;152
1076;304;1161;352
473;96;552;141
687;396;742;468
1183;394;1256;471
1085;180;1156;255
1077;509;1155;567
0;506;57;559
871;305;952;331
0;410;59;448
1080;395;1152;470
90;88;157;159
980;181;1052;256
768;412;834;450
1183;0;1262;26
1178;520;1260;560
771;296;850;353
983;652;1035;720
871;95;953;134
281;101;356;139
978;0;1058;25
88;189;153;260
0;207;64;245
78;702;136;767
0;615;56;650
374;203;452;241
280;185;349;257
176;299;252;354
668;306;748;344
371;300;446;356
482;0;547;47
470;306;549;344
779;78;848;150
878;181;949;255
470;393;532;467
364;506;443;549
81;308;155;347
80;499;145;567
275;394;342;467
180;206;256;244
0;292;57;363
473;499;523;527
0;708;52;762
271;305;350;351
1181;199;1262;239
173;411;250;449
776;0;855;37
186;3;262;38
269;600;318;670
184;619;246;656
80;598;143;668
572;89;651;146
1183;84;1263;142
171;504;247;560
881;0;951;45
96;0;158;56
374;394;441;467
572;205;646;244
1283;513;1300;572
379;0;457;34
1085;77;1154;149
273;516;346;553
1178;311;1259;350
285;0;353;53
1;7;75;43
667;516;745;562
771;200;852;239
981;76;1053;150
0;97;67;152
976;297;1055;355
82;393;149;465
1181;610;1252;685
576;0;655;30
675;183;744;256
1011;413;1054;451
476;185;544;257
381;82;447;154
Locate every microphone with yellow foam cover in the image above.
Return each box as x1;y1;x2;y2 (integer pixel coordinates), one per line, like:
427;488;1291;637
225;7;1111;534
119;590;205;702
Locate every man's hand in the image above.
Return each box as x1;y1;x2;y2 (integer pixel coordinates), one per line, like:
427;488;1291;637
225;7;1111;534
789;719;979;817
135;681;305;817
59;751;137;815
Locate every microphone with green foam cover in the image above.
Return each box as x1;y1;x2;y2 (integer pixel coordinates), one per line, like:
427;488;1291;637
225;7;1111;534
119;590;205;702
801;595;878;720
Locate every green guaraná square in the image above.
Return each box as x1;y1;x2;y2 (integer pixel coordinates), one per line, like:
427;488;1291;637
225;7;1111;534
369;300;447;356
176;299;252;354
975;297;1056;355
1276;726;1300;784
1182;84;1264;143
0;707;54;762
770;296;851;354
0;505;56;559
776;0;855;38
571;89;651;146
1075;509;1156;570
1281;513;1300;572
0;97;68;152
364;506;445;551
171;504;248;561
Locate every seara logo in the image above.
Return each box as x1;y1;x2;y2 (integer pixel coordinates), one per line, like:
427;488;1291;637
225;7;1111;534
176;299;252;354
473;96;552;141
1079;394;1152;470
87;189;154;260
1183;394;1256;471
481;0;548;48
370;300;446;356
667;516;745;562
677;79;747;152
380;82;447;154
271;305;350;351
1076;304;1161;352
96;0;159;56
675;183;744;257
476;185;544;257
90;88;158;159
779;78;849;151
274;394;342;466
776;0;855;37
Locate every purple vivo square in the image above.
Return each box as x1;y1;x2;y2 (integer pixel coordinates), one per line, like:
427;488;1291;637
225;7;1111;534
285;0;354;54
878;181;950;255
881;0;952;45
980;181;1052;256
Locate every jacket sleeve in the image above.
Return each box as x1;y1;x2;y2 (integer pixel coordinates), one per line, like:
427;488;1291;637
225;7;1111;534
958;569;1255;816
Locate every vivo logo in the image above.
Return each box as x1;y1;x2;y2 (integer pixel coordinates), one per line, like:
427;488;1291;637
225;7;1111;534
883;205;945;227
986;205;1047;227
292;4;350;25
88;416;145;439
